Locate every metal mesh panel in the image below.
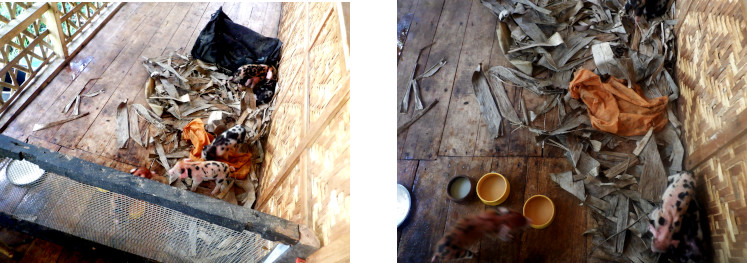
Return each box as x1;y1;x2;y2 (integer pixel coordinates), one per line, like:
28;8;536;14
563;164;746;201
0;158;277;262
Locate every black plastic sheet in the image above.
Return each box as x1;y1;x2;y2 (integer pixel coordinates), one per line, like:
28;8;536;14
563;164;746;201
191;7;282;73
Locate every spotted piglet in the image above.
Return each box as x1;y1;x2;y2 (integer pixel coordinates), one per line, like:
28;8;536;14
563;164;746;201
168;159;234;195
649;171;696;253
202;125;247;161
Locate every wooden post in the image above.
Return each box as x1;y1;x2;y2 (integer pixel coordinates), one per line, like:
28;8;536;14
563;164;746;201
41;2;68;58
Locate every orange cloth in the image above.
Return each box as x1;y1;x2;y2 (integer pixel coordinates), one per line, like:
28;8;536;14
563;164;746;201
182;118;252;180
182;118;214;160
569;69;668;136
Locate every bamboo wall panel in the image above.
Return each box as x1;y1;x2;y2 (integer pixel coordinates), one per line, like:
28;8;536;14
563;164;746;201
693;135;747;262
676;0;747;261
263;162;306;225
676;0;747;155
258;2;349;259
259;2;306;192
308;2;346;124
309;102;349;246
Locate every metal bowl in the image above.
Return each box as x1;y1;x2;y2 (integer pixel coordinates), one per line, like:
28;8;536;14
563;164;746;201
396;184;411;227
6;160;45;186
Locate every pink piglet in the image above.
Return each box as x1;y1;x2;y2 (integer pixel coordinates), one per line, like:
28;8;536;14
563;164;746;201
169;159;235;195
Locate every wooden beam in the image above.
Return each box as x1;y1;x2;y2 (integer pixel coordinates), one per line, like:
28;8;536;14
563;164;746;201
0;134;302;244
42;2;69;58
685;109;747;170
274;225;321;262
258;77;350;208
307;5;335;52
336;2;350;71
59;2;87;22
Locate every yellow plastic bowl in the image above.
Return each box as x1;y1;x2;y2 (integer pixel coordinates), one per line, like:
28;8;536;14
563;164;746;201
523;195;555;229
476;173;510;206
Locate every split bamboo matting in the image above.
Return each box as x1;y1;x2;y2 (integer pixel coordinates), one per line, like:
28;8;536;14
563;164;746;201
676;0;747;261
257;2;350;259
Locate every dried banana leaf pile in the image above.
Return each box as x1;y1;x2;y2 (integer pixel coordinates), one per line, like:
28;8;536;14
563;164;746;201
476;0;682;261
120;51;276;207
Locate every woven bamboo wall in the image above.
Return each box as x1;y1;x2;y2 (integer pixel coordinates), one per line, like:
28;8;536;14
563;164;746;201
693;138;747;262
257;2;350;261
677;0;747;155
676;0;747;261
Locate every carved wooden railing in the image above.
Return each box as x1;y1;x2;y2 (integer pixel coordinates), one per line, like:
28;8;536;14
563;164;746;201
0;2;122;128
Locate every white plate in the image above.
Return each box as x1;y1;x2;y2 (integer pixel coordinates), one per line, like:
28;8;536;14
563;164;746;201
6;160;45;186
397;184;411;227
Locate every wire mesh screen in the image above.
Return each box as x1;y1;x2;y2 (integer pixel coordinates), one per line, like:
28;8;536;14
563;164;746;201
0;158;277;262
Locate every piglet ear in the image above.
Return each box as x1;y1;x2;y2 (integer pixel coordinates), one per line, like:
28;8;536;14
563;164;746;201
266;69;274;80
183;158;193;163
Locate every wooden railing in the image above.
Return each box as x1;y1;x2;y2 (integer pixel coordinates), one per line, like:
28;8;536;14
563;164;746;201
0;2;121;128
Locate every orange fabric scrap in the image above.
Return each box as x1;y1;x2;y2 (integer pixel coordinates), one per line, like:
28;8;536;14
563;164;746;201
182;118;214;160
182;118;252;180
569;69;668;136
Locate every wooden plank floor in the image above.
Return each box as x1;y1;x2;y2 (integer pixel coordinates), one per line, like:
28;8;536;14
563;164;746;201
0;2;281;262
397;0;591;262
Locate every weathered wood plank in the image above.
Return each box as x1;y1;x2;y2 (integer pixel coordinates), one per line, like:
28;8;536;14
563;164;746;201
397;0;420;22
26;137;62;152
396;0;444;159
397;157;453;262
397;160;419;244
479;157;527;262
440;157;494;263
88;3;201;162
185;2;225;52
473;20;513;157
244;2;269;36
400;0;472;160
1;3;144;141
521;157;587;262
29;2;163;143
0;135;301;244
263;3;282;38
56;3;176;151
439;0;496;157
397;160;419;192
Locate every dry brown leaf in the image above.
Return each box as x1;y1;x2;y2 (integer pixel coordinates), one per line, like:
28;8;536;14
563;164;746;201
116;100;129;149
416;58;446;80
472;64;503;139
551;171;585;201
33;112;89;131
398;100;439;135
129;106;143;147
496;21;511;55
508;32;564;53
486;73;522;125
638;128;668;202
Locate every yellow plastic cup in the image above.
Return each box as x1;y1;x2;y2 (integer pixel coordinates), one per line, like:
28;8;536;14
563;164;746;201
476;172;510;206
523;195;555;229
